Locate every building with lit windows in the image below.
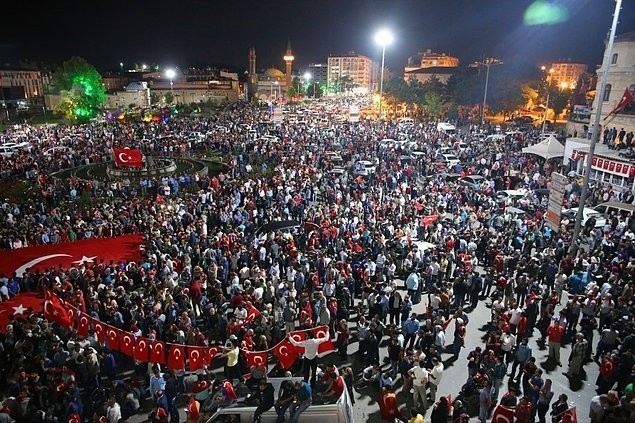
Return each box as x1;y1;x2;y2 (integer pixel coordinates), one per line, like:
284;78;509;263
405;49;459;72
565;31;635;192
307;63;328;86
403;49;459;84
327;52;375;93
0;68;45;105
546;61;587;90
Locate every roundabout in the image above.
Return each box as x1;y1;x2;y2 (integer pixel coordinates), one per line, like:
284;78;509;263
52;156;227;182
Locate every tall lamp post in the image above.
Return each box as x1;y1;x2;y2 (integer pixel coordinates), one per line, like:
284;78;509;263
165;69;175;94
568;0;623;257
375;29;393;121
304;72;312;98
540;66;554;134
477;58;502;125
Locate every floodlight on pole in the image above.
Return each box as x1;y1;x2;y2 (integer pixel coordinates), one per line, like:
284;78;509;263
165;69;176;93
375;29;393;121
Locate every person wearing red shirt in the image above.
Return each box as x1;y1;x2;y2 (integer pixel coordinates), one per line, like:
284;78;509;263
547;320;565;366
378;385;403;421
189;279;202;316
597;353;618;394
514;396;533;423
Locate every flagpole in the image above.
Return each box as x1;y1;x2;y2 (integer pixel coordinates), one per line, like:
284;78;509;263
568;0;622;258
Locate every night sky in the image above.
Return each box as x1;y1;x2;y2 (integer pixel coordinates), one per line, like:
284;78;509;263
3;0;635;73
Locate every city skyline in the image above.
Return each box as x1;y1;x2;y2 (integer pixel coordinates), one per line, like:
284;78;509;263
3;0;635;73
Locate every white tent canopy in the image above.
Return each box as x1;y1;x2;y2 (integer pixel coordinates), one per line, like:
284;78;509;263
522;135;565;160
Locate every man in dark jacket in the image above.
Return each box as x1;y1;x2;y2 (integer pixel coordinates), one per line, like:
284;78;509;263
253;378;275;423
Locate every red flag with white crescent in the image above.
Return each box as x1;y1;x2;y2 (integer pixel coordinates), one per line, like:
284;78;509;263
561;407;578;423
106;326;121;351
313;325;335;356
0;292;44;333
491;404;515;423
188;346;205;371
288;330;307;354
244;350;268;368
113;148;143;168
167;344;185;370
151;340;167;365
134;337;150;362
205;346;219;366
67;305;78;329
77;312;91;337
93;319;106;343
244;301;260;324
120;332;135;357
44;291;72;328
0;234;144;277
273;339;299;369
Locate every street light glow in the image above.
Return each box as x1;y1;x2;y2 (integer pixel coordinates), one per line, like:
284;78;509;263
304;72;312;81
165;69;176;79
375;29;394;47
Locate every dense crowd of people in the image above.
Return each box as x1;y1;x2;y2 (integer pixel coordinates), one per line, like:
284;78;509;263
0;99;634;423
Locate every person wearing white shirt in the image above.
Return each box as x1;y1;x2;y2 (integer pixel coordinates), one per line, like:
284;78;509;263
428;357;444;403
106;397;122;423
408;360;429;410
288;331;330;386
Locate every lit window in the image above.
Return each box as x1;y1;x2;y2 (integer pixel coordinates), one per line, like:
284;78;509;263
603;84;612;102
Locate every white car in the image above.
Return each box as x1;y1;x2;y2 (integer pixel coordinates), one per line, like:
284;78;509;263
436;153;460;167
0;146;16;158
561;207;606;228
353;160;376;176
2;141;32;151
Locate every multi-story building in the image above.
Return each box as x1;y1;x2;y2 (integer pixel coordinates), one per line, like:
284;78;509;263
405;49;459;72
0;68;45;104
327;52;374;93
403;49;459;85
566;31;635;192
307;63;328;86
546;61;588;89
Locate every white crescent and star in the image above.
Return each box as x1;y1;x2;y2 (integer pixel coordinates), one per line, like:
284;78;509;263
43;300;54;316
190;350;200;362
12;304;27;315
174;348;182;360
72;255;97;265
79;316;88;328
118;152;132;163
253;354;264;365
15;254;72;277
278;345;288;356
138;340;146;351
123;334;132;346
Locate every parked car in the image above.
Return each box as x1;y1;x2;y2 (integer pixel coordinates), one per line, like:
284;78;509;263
561;207;606;228
459;175;485;189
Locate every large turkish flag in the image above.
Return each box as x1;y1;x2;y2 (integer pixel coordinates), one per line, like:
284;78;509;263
205;346;219;367
0;234;144;277
0;292;44;333
151;340;167;365
77;312;91;337
113;148;143;168
272;339;299;369
120;332;135;357
106;326;121;351
188;346;205;371
93;319;107;344
134;337;150;362
491;405;515;423
167;344;185;370
243;350;268;368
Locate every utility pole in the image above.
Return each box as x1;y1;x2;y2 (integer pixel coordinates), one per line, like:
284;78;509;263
568;0;623;257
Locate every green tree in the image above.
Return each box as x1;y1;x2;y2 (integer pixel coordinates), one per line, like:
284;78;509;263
52;57;107;122
164;92;174;104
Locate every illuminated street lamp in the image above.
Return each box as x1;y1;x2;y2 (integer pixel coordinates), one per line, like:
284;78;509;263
476;58;502;125
375;29;393;121
165;69;176;94
304;72;312;97
540;67;554;134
